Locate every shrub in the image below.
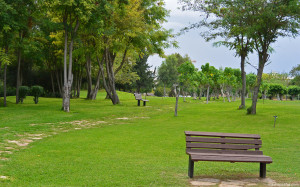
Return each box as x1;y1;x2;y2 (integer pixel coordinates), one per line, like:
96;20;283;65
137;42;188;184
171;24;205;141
288;86;300;100
154;87;164;97
31;86;44;104
44;91;61;98
246;106;252;115
7;87;16;96
0;86;16;97
19;86;30;103
268;84;285;97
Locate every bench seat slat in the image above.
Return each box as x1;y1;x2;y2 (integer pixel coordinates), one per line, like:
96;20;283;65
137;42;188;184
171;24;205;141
186;143;261;150
185;131;261;139
186;137;262;145
188;153;270;158
187;149;263;155
191;154;272;163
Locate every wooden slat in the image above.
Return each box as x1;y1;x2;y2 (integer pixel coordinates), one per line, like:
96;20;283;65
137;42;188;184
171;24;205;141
188;152;270;158
135;94;142;100
186;143;261;150
187;149;263;155
185;131;261;139
191;154;272;163
186;137;262;145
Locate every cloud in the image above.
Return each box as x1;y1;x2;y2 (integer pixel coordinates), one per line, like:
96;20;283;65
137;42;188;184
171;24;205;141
148;0;300;74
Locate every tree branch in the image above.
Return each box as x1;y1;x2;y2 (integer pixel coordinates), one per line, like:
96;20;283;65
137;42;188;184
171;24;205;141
114;48;128;75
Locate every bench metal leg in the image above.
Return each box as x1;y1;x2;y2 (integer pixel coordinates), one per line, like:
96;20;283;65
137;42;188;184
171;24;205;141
188;156;194;178
137;100;140;106
260;163;266;178
143;101;146;106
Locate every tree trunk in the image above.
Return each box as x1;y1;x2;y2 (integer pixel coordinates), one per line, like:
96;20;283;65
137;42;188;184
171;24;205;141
106;49;119;104
77;73;82;98
16;49;22;104
193;92;197;100
240;55;246;109
174;86;179;117
206;86;209;104
251;52;267;114
277;94;280;101
227;90;231;102
198;88;202;100
63;21;69;111
50;72;55;95
55;70;62;97
98;53;118;104
105;94;110;99
233;92;237;102
98;44;126;105
86;54;101;100
221;87;225;102
3;64;7;107
62;17;79;111
163;84;166;97
90;70;101;100
86;54;93;99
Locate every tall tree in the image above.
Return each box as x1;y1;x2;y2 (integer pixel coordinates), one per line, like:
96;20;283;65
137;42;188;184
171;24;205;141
201;63;217;104
290;64;300;86
178;60;197;100
247;0;300;114
158;53;190;96
133;54;154;93
180;0;254;109
0;0;17;106
96;0;173;104
45;0;95;111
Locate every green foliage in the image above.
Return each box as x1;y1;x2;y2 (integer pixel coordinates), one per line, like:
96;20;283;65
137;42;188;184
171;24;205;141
260;82;270;93
246;73;256;90
290;64;300;86
18;86;29;103
262;73;290;86
201;63;217;87
0;86;15;97
158;53;191;87
268;84;285;97
0;48;10;66
133;54;154;93
178;60;197;91
288;86;300;97
31;86;44;104
154;86;164;97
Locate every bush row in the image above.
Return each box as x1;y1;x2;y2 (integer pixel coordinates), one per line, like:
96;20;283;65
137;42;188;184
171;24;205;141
18;86;44;104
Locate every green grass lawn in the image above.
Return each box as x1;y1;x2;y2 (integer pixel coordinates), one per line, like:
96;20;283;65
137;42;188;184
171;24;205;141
0;91;299;186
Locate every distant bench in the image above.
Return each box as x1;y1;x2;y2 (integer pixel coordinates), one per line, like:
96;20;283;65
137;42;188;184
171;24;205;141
185;131;272;178
134;93;149;106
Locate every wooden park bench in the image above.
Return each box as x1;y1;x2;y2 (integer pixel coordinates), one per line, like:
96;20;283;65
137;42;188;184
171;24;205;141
134;93;149;106
185;131;272;178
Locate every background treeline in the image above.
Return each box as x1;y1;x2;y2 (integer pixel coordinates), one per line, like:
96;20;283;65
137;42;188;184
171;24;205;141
155;53;300;103
0;0;175;109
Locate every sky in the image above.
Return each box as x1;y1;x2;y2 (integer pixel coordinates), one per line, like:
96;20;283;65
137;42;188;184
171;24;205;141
147;0;300;74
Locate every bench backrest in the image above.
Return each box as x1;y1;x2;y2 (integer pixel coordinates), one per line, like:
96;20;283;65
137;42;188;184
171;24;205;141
135;93;142;100
185;131;263;155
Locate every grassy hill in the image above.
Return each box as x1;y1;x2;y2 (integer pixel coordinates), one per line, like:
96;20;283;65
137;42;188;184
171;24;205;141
0;91;299;186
